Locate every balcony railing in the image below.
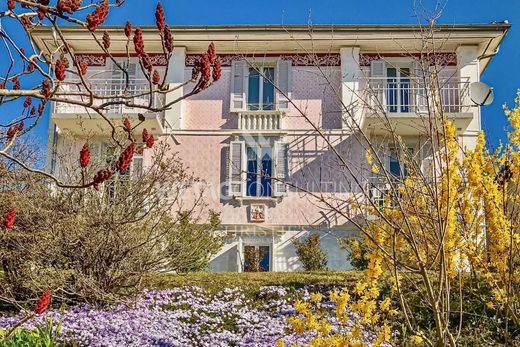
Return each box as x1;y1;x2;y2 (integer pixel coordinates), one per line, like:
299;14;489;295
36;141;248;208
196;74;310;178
53;78;166;116
238;110;282;131
368;77;470;114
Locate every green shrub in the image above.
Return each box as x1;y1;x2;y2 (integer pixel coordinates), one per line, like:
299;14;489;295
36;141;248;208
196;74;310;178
341;237;369;270
293;234;328;271
0;313;65;347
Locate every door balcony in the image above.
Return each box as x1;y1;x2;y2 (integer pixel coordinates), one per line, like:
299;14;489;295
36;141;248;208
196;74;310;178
238;107;283;134
364;76;472;135
51;78;168;136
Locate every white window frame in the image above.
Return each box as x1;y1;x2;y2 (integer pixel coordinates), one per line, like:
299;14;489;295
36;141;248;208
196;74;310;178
245;144;273;197
385;61;413;113
243;243;272;272
247;65;276;111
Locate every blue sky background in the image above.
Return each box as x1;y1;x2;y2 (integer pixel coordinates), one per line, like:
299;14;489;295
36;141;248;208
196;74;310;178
4;0;520;148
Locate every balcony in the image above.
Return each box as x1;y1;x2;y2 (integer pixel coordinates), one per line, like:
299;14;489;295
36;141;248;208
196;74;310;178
364;76;472;134
52;78;167;136
238;106;283;133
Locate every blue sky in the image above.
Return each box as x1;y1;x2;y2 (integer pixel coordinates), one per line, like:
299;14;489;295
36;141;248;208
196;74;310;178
6;0;520;147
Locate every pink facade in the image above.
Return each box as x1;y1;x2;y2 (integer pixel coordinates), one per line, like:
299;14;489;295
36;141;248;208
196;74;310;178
173;66;360;228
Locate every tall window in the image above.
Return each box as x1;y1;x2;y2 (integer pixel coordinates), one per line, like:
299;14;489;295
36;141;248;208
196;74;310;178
247;67;275;111
387;67;410;113
389;147;413;178
246;146;272;197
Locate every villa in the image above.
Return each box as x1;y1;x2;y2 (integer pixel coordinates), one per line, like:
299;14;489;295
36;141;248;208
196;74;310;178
32;23;510;272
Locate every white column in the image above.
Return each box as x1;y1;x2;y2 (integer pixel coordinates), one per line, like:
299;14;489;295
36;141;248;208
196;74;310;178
340;47;362;130
456;45;481;149
237;235;243;272
165;47;186;130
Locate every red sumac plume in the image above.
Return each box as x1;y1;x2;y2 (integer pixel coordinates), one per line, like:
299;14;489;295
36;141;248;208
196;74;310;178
146;134;154;149
124;21;132;38
57;0;82;14
155;2;165;31
41;79;51;97
142;128;149;143
23;96;32;108
34;290;51;315
80;63;88;76
55;59;67;81
116;143;135;171
7;0;14;11
3;209;15;230
213;57;222;82
13;76;20;90
133;27;145;56
152;70;160;85
93;167;115;186
207;42;216;64
86;0;109;32
163;26;174;53
123;117;131;131
80;143;90;168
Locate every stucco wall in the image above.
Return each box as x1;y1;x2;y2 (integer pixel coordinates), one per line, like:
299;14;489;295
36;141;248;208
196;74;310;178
183;66;343;130
208;229;356;272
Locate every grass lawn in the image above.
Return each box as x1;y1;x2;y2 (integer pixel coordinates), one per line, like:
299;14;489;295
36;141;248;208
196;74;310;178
144;271;363;296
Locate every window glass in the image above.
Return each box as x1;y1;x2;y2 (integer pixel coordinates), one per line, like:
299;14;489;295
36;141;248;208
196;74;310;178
246;146;272;197
248;68;260;110
246;147;258;196
263;68;275;110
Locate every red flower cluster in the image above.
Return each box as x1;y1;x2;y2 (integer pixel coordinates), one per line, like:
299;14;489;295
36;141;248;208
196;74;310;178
37;9;46;20
57;0;82;14
199;53;211;90
30;106;36;115
86;0;109;32
80;63;88;76
133;27;145;56
163;26;174;53
55;59;67;81
93;167;115;189
34;290;51;315
7;0;14;11
116;143;135;171
123;117;131;131
103;31;111;49
27;61;35;73
155;2;165;31
23;96;32;108
207;42;216;64
38;102;44;114
41;79;51;97
80;143;90;168
142;128;149;143
213;57;222;82
3;209;15;230
146;134;154;149
13;76;20;90
6;121;24;139
124;21;132;38
152;70;160;85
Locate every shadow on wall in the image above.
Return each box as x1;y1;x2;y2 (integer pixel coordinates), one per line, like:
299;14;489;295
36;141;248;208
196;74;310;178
209;242;238;272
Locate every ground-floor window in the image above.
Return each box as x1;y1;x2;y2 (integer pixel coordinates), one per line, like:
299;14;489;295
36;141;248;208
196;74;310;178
243;245;270;272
